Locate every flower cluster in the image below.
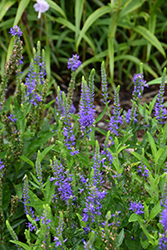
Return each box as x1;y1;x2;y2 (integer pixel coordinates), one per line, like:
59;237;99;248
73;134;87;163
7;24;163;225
82;146;107;231
23;175;36;219
62;120;79;156
101;144;113;165
25;63;42;105
54;213;67;247
159;197;167;249
8;114;17;123
67;54;82;71
132;73;148;100
154;68;167;124
10;26;22;37
0;160;5;177
125;105;138;124
137;164;149;179
129;201;144;215
56;90;76;117
50;161;75;205
79;76;95;134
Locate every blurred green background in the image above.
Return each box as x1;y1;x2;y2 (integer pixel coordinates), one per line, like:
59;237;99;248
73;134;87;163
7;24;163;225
0;0;167;92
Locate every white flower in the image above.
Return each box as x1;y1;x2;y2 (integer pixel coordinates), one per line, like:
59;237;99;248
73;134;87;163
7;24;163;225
34;0;49;19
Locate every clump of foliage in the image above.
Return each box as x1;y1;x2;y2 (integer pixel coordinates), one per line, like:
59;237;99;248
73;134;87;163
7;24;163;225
0;0;167;89
0;25;167;250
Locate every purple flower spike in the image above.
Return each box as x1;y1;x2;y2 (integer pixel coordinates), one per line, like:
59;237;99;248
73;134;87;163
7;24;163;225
79;76;95;134
67;54;82;71
160;207;167;231
10;26;22;37
132;73;147;100
34;0;49;19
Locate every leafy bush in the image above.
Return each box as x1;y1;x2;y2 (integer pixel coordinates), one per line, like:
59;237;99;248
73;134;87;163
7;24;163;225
0;25;167;250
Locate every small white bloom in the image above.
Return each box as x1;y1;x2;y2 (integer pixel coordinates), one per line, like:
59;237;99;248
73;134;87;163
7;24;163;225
34;0;49;19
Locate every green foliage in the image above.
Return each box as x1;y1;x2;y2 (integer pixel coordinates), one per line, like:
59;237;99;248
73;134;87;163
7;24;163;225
0;0;167;89
1;18;167;250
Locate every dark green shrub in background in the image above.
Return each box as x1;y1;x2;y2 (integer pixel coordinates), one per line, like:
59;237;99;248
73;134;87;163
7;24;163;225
0;0;167;89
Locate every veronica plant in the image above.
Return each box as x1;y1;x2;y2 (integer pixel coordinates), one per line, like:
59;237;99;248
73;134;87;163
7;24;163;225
2;26;167;250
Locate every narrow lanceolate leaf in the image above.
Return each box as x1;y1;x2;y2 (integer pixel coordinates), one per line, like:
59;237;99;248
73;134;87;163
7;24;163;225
0;0;17;22
13;0;30;26
75;0;84;39
134;25;166;58
118;0;146;19
46;0;66;19
76;5;111;50
147;131;157;161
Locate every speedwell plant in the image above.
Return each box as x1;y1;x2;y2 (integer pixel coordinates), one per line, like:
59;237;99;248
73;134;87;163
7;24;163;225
0;26;167;250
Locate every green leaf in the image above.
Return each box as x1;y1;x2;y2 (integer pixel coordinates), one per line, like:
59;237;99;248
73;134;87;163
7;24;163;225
44;177;55;204
149;202;161;222
45;45;51;79
140;239;150;249
118;0;146;19
76;5;111;50
147;77;167;85
13;0;30;26
94;106;107;124
55;17;95;53
0;0;17;22
26;132;54;157
134;25;166;58
76;213;86;228
147;131;157;161
116;228;124;248
10;240;31;250
38;145;55;162
19;156;34;168
2;183;10;210
14;183;23;199
47;0;66;19
129;213;139;222
114;54;158;78
75;0;84;39
29;190;43;215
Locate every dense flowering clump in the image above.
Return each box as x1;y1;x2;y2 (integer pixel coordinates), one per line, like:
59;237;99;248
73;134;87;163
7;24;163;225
34;0;49;18
9;25;22;37
79;76;95;134
82;144;107;231
67;54;82;71
154;68;167;123
132;73;148;100
109;86;123;138
129;201;144;215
